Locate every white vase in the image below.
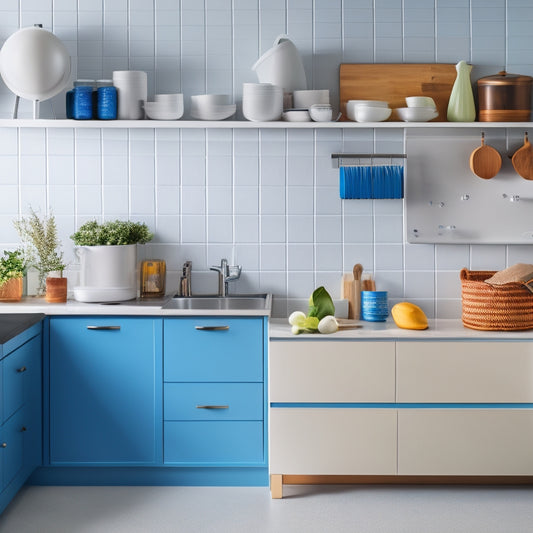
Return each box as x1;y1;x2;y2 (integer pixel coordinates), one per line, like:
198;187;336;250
447;60;476;122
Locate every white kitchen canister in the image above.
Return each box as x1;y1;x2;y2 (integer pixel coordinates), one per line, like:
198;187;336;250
74;244;137;302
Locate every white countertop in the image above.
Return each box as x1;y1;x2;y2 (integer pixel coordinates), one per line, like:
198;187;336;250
269;318;533;340
0;296;271;317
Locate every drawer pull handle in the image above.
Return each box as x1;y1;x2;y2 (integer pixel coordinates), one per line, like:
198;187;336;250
194;326;230;331
87;326;121;331
196;405;229;409
21;426;27;432
1;443;6;448
17;366;27;373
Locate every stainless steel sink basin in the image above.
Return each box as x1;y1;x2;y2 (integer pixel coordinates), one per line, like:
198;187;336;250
163;293;271;311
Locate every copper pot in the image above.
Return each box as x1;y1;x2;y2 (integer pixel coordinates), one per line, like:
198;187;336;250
477;71;532;122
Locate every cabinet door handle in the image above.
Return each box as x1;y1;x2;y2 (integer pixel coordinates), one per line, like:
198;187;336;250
1;443;6;448
86;326;121;330
194;325;230;331
196;405;229;409
17;366;27;373
20;426;27;432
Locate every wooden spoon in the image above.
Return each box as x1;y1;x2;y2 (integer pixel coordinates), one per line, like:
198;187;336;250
512;132;533;180
469;132;501;179
352;264;363;320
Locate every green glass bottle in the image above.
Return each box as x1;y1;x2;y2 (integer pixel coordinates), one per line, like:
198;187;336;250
447;60;476;122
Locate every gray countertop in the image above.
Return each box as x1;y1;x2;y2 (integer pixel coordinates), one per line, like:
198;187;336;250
0;313;45;345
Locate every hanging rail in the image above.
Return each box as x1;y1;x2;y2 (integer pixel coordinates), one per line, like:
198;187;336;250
331;153;407;168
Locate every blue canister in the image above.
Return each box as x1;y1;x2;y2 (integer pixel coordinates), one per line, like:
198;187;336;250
361;291;389;322
96;80;117;120
72;85;94;120
67;79;94;119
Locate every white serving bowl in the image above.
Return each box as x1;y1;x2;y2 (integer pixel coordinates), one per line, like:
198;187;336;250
405;96;436;108
346;100;389;121
309;103;333;122
282;109;311;122
191;104;236;121
143;101;184;120
293;89;329;109
352;105;392;123
395;106;438;122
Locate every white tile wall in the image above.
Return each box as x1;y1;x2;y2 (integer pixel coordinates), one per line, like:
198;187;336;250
1;1;533;318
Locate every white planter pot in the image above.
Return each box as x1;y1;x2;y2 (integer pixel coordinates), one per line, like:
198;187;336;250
74;244;137;302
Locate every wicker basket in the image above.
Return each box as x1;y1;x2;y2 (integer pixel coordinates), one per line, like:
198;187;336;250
460;268;533;331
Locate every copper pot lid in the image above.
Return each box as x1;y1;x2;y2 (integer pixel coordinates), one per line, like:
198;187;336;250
477;71;533;86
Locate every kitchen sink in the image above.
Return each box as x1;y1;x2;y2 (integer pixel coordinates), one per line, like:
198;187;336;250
163;293;271;311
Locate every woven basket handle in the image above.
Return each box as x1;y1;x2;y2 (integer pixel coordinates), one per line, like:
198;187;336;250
460;268;469;280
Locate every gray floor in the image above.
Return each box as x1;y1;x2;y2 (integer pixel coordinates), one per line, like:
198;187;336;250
1;484;533;533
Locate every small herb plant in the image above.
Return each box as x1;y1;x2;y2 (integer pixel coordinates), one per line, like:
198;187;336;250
0;249;26;288
70;220;154;246
14;208;65;295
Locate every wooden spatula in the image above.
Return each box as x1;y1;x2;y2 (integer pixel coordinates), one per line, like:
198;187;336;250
469;132;501;179
512;132;533;180
352;264;363;320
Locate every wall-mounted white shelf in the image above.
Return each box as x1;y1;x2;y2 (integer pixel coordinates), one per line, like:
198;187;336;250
0;119;532;129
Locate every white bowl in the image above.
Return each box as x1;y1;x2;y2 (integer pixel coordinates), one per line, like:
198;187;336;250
282;109;311;122
395;106;438;122
191;104;236;121
346;100;389;121
309;103;333;122
251;34;307;93
352;105;392;122
143;101;184;120
293;89;329;109
405;96;436;108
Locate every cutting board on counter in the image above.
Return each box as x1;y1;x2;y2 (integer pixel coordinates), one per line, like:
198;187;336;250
339;63;457;122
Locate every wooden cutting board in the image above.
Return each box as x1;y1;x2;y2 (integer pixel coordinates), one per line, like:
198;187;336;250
339;63;457;122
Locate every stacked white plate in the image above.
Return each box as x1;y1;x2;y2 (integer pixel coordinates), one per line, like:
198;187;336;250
242;83;283;122
112;70;147;119
143;93;184;120
190;94;236;120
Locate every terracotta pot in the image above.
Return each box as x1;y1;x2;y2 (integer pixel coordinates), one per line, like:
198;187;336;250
46;276;67;303
0;277;23;301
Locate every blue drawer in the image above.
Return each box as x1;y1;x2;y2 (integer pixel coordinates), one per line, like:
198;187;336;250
163;318;264;382
3;336;40;424
164;421;263;464
164;383;263;421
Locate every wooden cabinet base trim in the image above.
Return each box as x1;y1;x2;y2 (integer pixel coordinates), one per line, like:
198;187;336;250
283;475;533;485
269;474;533;499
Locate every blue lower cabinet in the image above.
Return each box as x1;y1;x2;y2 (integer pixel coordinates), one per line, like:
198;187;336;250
49;317;162;465
164;421;264;464
0;319;42;515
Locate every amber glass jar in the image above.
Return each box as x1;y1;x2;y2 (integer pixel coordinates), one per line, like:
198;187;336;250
141;259;166;298
477;71;532;122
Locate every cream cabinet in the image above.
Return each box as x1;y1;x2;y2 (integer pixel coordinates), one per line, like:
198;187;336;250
269;338;533;498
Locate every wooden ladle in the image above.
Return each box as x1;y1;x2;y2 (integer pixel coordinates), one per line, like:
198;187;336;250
512;132;533;180
469;132;502;179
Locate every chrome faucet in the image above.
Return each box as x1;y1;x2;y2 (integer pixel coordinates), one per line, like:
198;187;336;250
210;258;242;296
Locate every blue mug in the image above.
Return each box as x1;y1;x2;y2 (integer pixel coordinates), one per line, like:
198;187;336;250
361;291;388;321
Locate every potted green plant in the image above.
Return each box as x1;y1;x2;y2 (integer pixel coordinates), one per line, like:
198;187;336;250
0;249;26;301
70;219;153;302
13;208;66;298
